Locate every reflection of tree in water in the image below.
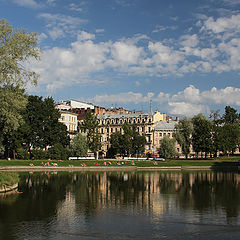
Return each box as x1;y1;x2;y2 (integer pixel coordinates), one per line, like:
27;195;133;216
156;171;240;222
72;172;148;216
71;171;240;222
0;172;70;239
0;170;240;239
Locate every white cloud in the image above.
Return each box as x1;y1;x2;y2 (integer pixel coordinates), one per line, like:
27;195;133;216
77;31;95;41
29;11;240;94
38;32;48;42
202;86;240;106
12;0;40;8
202;14;240;34
96;29;105;33
90;92;154;105
84;85;240;117
168;102;208;117
46;0;55;6
167;85;240;117
69;3;83;12
152;25;177;33
110;41;144;66
180;34;199;48
38;13;87;40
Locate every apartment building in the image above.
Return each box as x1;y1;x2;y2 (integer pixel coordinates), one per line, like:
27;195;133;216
98;111;167;155
58;110;78;139
152;120;181;155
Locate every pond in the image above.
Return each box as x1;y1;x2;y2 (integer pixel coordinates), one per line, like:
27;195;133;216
0;170;240;240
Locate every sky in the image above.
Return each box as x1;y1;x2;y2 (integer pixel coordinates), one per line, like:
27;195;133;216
1;0;240;117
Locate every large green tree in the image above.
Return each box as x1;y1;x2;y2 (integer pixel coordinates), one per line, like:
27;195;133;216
158;136;178;159
218;124;240;155
0;19;40;158
0;19;40;86
0;85;27;158
25;96;69;150
192;114;213;158
173;117;193;159
222;106;239;124
81;111;101;155
70;133;88;157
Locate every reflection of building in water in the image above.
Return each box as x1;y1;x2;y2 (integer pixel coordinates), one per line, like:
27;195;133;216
57;190;76;220
55;171;240;221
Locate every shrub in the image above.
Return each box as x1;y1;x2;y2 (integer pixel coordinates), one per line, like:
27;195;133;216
31;149;49;160
48;143;69;160
16;148;30;159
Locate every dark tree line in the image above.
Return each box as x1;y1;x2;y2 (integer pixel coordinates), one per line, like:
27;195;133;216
173;106;240;159
0;94;70;159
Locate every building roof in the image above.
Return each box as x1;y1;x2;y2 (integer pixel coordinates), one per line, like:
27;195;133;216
97;112;152;119
59;110;78;116
153;121;178;130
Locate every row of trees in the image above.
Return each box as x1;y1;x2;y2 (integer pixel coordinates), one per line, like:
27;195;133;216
0;94;70;159
107;123;147;158
0;95;104;160
159;106;240;159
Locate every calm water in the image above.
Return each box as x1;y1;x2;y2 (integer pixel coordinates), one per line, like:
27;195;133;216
0;170;240;240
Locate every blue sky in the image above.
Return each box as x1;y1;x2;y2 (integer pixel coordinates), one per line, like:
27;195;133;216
1;0;240;117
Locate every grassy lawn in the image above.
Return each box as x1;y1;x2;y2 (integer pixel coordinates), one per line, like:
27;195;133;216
0;156;239;168
0;172;19;186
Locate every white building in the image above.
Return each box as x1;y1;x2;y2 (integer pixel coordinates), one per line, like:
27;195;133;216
59;111;78;139
59;100;95;110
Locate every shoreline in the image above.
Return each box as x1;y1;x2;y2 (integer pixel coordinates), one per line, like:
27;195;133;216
0;165;239;172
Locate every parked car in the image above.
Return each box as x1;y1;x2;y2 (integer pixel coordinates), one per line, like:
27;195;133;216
154;157;165;161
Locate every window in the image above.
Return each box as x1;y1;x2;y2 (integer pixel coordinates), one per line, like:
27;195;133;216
148;127;151;132
159;133;162;137
168;133;171;137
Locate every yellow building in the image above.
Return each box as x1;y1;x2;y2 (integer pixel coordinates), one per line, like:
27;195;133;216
97;111;166;155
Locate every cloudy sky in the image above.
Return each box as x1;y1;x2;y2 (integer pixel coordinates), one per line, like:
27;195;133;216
1;0;240;117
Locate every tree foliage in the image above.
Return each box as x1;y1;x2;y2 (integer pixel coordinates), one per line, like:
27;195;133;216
0;85;27;134
81;111;101;154
158;136;178;158
217;124;240;154
173;117;193;158
0;18;40;87
70;133;88;157
222;106;239;124
108;123;146;157
191;114;213;158
24;96;70;150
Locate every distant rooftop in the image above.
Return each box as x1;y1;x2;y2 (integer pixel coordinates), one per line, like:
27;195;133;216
98;112;152;119
153;121;178;131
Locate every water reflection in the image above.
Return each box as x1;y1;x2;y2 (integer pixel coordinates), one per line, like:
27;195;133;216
0;170;240;239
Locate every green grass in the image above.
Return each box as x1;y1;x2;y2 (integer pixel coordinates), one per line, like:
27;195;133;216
0;172;19;186
0;156;239;168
